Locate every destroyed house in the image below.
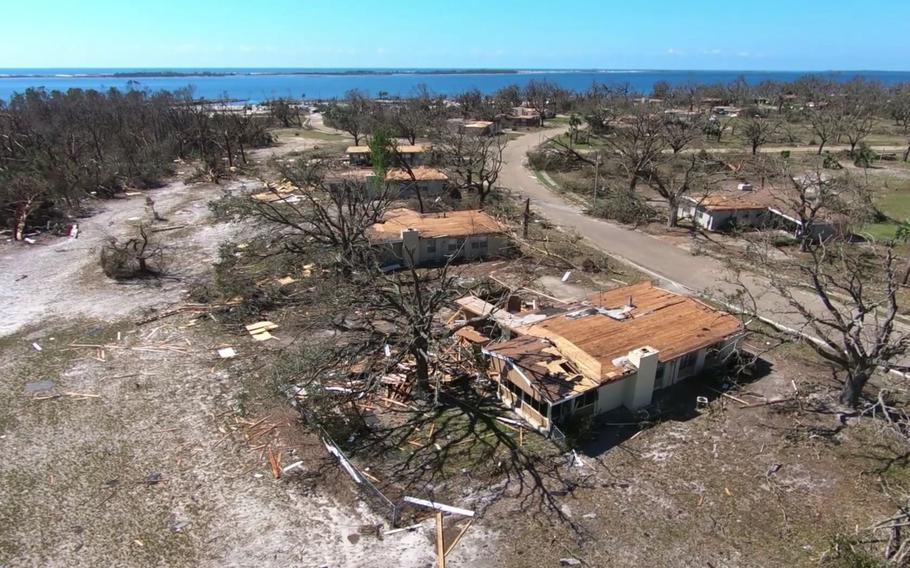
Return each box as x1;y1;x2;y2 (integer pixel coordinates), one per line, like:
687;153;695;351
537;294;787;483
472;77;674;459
459;282;744;432
366;208;506;268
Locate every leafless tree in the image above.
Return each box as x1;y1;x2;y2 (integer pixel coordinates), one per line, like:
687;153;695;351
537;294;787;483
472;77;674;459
602;109;668;192
437;128;505;206
323;90;373;145
729;238;909;407
753;157;860;251
251;162;394;268
661;113;705;154
806;107;844;155
364;254;460;398
641;154;717;227
742;115;780;154
842;111;876;156
524;79;558;126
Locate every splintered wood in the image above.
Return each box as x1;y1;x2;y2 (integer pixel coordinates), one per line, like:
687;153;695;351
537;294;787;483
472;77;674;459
245;321;278;341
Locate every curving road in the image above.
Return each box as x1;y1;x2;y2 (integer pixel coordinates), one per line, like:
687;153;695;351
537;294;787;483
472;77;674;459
500;126;719;293
499;127;910;364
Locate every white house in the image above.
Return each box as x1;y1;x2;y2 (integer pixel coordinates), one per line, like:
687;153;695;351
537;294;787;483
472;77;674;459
384;166;449;198
366;208;507;268
460;282;745;432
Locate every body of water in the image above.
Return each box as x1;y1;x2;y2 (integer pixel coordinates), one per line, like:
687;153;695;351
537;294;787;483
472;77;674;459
1;68;909;103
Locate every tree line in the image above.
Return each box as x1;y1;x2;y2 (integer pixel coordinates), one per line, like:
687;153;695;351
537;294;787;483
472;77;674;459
0;87;273;240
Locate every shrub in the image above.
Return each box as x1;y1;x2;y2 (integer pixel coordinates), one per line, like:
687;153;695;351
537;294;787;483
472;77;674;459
588;191;656;225
99;224;165;279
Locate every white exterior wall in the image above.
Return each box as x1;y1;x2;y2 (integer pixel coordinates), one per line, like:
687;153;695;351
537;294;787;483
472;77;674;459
595;375;632;414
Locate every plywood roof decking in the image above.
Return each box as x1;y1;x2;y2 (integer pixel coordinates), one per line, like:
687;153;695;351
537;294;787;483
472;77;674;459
527;282;743;381
367;208;505;243
688;194;770;212
346;145;430;154
385;167;448;182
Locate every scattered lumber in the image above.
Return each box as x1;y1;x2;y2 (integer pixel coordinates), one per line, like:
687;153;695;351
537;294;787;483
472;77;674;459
402;496;475;517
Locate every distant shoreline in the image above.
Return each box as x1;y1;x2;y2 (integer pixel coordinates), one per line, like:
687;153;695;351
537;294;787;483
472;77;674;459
0;69;545;79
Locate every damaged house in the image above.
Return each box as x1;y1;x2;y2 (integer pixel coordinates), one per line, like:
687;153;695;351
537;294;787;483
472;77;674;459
366;208;507;268
384;166;449;198
455;282;744;432
346;144;430;167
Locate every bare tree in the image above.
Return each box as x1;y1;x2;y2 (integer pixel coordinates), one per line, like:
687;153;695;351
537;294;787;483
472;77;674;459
742;115;780;155
661;113;705;154
806;107;843;155
755;158;857;251
730;239;909;407
641;154;716;227
842;110;876;156
438;128;505;206
524;79;558;127
602;109;668;192
251;162;394;268
365;254;460;398
323;90;373;145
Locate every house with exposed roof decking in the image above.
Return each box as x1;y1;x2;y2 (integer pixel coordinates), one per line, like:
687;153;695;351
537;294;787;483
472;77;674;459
366;208;507;268
346;144;430;167
384;166;449;198
458;282;744;432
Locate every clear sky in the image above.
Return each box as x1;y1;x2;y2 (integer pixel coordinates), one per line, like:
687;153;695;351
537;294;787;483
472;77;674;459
2;0;908;70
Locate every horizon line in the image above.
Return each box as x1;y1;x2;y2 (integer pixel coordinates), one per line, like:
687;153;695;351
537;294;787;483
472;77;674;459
2;66;910;73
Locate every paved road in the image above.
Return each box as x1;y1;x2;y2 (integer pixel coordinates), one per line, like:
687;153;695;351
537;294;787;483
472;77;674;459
501;126;721;294
498;127;910;363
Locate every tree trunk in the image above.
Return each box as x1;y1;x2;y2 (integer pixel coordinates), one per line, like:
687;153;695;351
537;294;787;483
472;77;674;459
752;142;759;155
412;336;430;398
522;198;531;239
901;256;910;286
839;371;870;407
667;200;679;228
903;144;910;162
817;140;825;155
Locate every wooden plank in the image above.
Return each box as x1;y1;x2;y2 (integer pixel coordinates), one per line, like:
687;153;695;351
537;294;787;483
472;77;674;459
403;496;475;517
435;511;446;568
445;519;474;557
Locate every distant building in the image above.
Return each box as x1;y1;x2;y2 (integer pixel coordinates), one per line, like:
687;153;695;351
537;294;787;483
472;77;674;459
456;282;744;432
384;167;449;197
366;208;507;268
447;118;502;136
345;144;430;167
677;179;843;239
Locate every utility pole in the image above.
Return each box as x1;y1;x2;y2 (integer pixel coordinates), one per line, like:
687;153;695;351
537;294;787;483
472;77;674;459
593;152;600;207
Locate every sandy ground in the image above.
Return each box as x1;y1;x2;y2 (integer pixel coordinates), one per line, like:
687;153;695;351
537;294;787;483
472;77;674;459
0;138;492;567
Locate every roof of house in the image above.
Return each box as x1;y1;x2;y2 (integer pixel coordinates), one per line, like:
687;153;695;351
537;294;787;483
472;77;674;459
485;335;602;403
346;145;430;154
686;193;770;212
385;166;448;182
366;208;505;243
465;121;495;128
485;282;743;397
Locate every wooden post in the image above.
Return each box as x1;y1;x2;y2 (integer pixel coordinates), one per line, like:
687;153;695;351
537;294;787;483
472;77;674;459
435;511;446;568
522;198;531;239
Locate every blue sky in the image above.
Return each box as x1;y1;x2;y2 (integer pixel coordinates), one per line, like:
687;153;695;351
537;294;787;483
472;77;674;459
2;0;908;70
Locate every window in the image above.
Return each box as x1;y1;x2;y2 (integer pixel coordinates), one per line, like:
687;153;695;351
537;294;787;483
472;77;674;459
680;351;698;369
426;241;436;254
655;363;667;389
576;389;598;409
